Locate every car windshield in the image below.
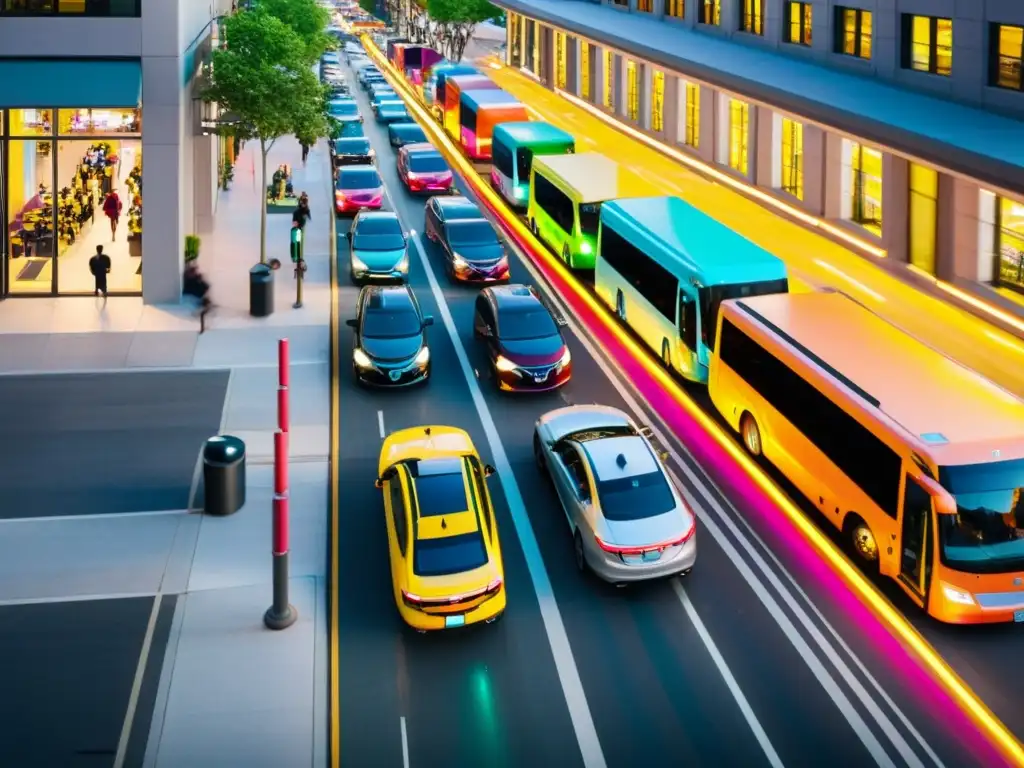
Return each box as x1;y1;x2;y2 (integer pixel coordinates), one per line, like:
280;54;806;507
413;532;488;577
338;169;380;190
938;459;1024;574
578;203;602;238
499;307;557;341
330;101;358;116
698;278;789;348
448;220;496;246
355;217;401;236
409;154;448;173
336;139;370;154
362;307;421;338
597;470;676;522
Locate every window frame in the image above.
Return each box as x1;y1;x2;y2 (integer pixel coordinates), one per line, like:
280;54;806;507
666;0;684;20
834;6;872;60
740;0;764;36
901;14;953;77
990;23;1024;91
785;1;812;47
699;0;720;26
684;82;700;149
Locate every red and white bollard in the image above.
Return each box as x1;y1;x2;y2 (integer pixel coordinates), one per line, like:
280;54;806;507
264;337;298;630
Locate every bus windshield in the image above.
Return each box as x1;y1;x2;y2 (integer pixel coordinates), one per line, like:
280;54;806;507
578;203;601;238
699;278;789;348
938;458;1024;574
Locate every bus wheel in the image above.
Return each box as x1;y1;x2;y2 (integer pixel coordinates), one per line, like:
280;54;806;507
740;413;762;457
846;516;879;564
562;243;573;268
661;340;671;369
616;291;626;321
530;219;538;237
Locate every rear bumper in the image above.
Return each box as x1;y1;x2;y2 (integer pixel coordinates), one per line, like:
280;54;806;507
397;589;506;631
586;536;697;583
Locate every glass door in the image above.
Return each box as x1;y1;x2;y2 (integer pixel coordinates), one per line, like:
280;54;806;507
898;476;934;604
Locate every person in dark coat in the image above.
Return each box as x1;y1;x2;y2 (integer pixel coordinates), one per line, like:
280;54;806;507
292;192;312;230
89;245;112;297
183;262;212;333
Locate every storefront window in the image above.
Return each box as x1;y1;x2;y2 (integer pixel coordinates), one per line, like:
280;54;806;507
508;13;522;68
55;139;142;294
651;70;665;133
602;50;614;109
523;20;536;73
9;109;54;137
6;139;55;294
681;81;699;148
626;61;640;122
998;197;1024;292
58;108;140;136
0;0;141;16
531;23;540;76
780;118;803;200
849;143;883;235
580;42;591;100
909;163;938;275
555;32;567;90
728;99;749;176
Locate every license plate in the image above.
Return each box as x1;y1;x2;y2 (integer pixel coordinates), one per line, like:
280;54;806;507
445;615;465;628
1014;610;1024;623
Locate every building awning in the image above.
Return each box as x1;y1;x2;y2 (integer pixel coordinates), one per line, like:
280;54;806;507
0;59;141;109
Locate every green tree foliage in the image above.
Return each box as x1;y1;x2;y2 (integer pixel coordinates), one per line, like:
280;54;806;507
426;0;498;61
259;0;335;62
203;10;330;263
357;0;376;16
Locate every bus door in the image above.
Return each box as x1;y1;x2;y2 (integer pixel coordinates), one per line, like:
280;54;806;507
676;290;699;379
897;474;934;607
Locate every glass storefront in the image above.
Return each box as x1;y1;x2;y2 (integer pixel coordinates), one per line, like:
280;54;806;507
651;70;665;133
848;142;883;235
780;118;803;200
602;50;614;109
580;42;591;101
2;107;142;296
554;31;567;90
729;99;749;176
998;197;1024;292
508;12;522;68
908;163;938;275
680;81;699;148
523;20;536;74
626;61;640;122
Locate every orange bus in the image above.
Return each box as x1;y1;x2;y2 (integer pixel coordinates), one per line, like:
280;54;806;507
442;75;497;143
709;290;1024;624
458;89;529;161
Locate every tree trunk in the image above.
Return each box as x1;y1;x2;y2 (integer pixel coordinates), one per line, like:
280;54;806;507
259;136;268;264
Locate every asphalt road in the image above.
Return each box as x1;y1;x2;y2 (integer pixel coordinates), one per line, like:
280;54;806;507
332;54;1000;768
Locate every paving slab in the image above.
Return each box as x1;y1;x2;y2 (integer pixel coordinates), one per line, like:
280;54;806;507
222;361;330;432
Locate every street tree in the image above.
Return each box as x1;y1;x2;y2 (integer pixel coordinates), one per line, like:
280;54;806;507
357;0;375;16
425;0;498;61
203;10;331;264
259;0;335;62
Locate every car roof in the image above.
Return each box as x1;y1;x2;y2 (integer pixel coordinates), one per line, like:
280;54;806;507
333;136;369;146
433;195;482;218
338;164;378;175
403;142;438;155
390;122;424;133
487;284;541;312
355;210;399;226
445;219;495;239
579;434;658;482
364;283;414;310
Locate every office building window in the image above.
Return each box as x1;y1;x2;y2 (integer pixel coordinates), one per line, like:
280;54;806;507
728;99;749;176
0;0;140;15
786;2;812;46
580;42;591;100
740;0;763;36
626;61;640;122
990;24;1024;91
651;70;665;132
908;164;938;276
603;50;614;109
835;7;872;59
844;141;883;236
780;118;803;200
555;31;567;89
666;0;684;19
997;197;1024;292
637;0;653;12
902;15;953;76
699;0;720;26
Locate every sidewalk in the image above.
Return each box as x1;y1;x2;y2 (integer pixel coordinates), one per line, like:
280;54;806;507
0;136;333;767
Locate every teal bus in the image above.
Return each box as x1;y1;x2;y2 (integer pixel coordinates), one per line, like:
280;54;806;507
595;196;789;384
490;122;575;208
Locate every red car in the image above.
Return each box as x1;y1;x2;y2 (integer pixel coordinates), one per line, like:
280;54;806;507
335;165;384;215
473;284;571;392
396;143;453;194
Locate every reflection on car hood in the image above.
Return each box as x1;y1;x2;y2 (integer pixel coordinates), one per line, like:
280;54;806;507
353;245;406;269
362;334;422;362
454;243;503;263
499;335;564;365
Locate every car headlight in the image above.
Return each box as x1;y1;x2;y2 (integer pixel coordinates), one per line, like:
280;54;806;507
414;346;430;366
494;355;518;372
452;254;469;269
941;583;975;606
353;348;373;368
513;186;526;200
579;241;593;255
557;347;571;368
350;255;368;272
396;253;409;272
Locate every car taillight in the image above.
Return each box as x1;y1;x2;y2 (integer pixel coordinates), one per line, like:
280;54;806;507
402;590;423;608
485;577;502;594
595;520;695;555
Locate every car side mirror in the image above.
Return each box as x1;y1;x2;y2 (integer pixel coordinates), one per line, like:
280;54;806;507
483;464;496;477
346;318;358;328
374;477;384;489
917;474;957;515
422;316;434;327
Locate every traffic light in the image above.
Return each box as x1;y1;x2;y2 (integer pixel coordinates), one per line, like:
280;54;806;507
290;225;302;263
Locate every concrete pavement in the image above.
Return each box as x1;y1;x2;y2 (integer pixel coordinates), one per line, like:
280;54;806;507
0;136;332;768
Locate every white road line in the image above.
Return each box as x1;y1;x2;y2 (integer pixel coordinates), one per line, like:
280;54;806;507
409;233;607;768
113;594;164;768
400;716;411;768
378;409;386;439
0;591;166;607
0;509;190;524
672;581;784;768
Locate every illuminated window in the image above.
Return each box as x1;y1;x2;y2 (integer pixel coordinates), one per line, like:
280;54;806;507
684;83;700;148
902;15;953;76
580;42;591;100
991;24;1024;91
651;70;665;132
58;108;140;136
785;2;812;46
523;20;536;72
728;99;749;176
835;7;872;59
666;0;684;20
531;22;541;76
603;50;614;109
555;32;567;89
0;0;140;16
508;13;522;67
699;0;720;26
740;0;763;35
849;143;883;235
909;164;938;276
626;61;640;122
780;118;803;200
637;0;652;12
8;109;53;137
998;197;1024;291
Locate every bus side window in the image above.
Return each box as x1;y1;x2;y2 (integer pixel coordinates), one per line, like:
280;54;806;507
679;293;697;351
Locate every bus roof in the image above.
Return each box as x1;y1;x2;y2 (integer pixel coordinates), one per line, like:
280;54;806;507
446;74;493;90
733;291;1024;465
493;121;574;148
462;89;522;108
533;152;619;202
602;196;786;286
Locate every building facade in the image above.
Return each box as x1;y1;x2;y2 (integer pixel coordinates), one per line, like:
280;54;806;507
501;0;1024;298
0;0;231;303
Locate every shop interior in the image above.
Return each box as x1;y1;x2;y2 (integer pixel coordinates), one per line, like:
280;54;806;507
1000;197;1024;293
5;108;142;295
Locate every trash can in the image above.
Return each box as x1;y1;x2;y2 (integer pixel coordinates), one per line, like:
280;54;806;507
203;435;246;516
249;263;274;317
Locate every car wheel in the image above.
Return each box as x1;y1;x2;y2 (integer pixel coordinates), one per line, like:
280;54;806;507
562;243;573;268
845;515;880;573
533;432;548;475
740;413;762;457
574;531;587;574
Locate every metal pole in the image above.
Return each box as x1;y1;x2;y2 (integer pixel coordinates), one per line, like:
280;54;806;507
265;337;298;630
294;261;304;309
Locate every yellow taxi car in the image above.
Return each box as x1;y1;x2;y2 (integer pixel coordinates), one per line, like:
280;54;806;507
375;425;506;631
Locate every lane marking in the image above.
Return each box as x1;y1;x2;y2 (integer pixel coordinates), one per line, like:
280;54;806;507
0;591;167;607
400;716;410;768
672;581;784;768
378;410;386;439
0;509;190;524
328;135;343;768
409;233;607;768
142;595;186;768
113;594;164;768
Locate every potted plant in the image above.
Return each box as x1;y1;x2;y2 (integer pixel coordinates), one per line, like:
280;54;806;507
185;235;201;263
220;160;235;190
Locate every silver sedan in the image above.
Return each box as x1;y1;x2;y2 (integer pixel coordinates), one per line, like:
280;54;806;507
533;404;697;584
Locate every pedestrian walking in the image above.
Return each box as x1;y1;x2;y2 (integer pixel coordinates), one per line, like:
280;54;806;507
89;244;112;298
292;192;312;230
300;140;311;165
183;262;212;333
102;190;122;240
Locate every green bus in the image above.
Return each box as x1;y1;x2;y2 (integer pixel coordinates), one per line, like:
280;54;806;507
490;121;575;208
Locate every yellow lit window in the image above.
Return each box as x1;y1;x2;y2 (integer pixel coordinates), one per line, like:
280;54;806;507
532;21;541;75
699;0;720;26
603;50;614;109
580;42;591;100
786;2;812;46
998;197;1024;290
780;118;803;200
626;61;640;122
838;7;871;59
851;143;883;235
684;82;700;148
728;99;749;176
994;24;1023;90
651;70;665;132
666;0;684;19
905;15;953;76
555;31;567;89
909;163;938;276
741;0;763;35
637;0;653;12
